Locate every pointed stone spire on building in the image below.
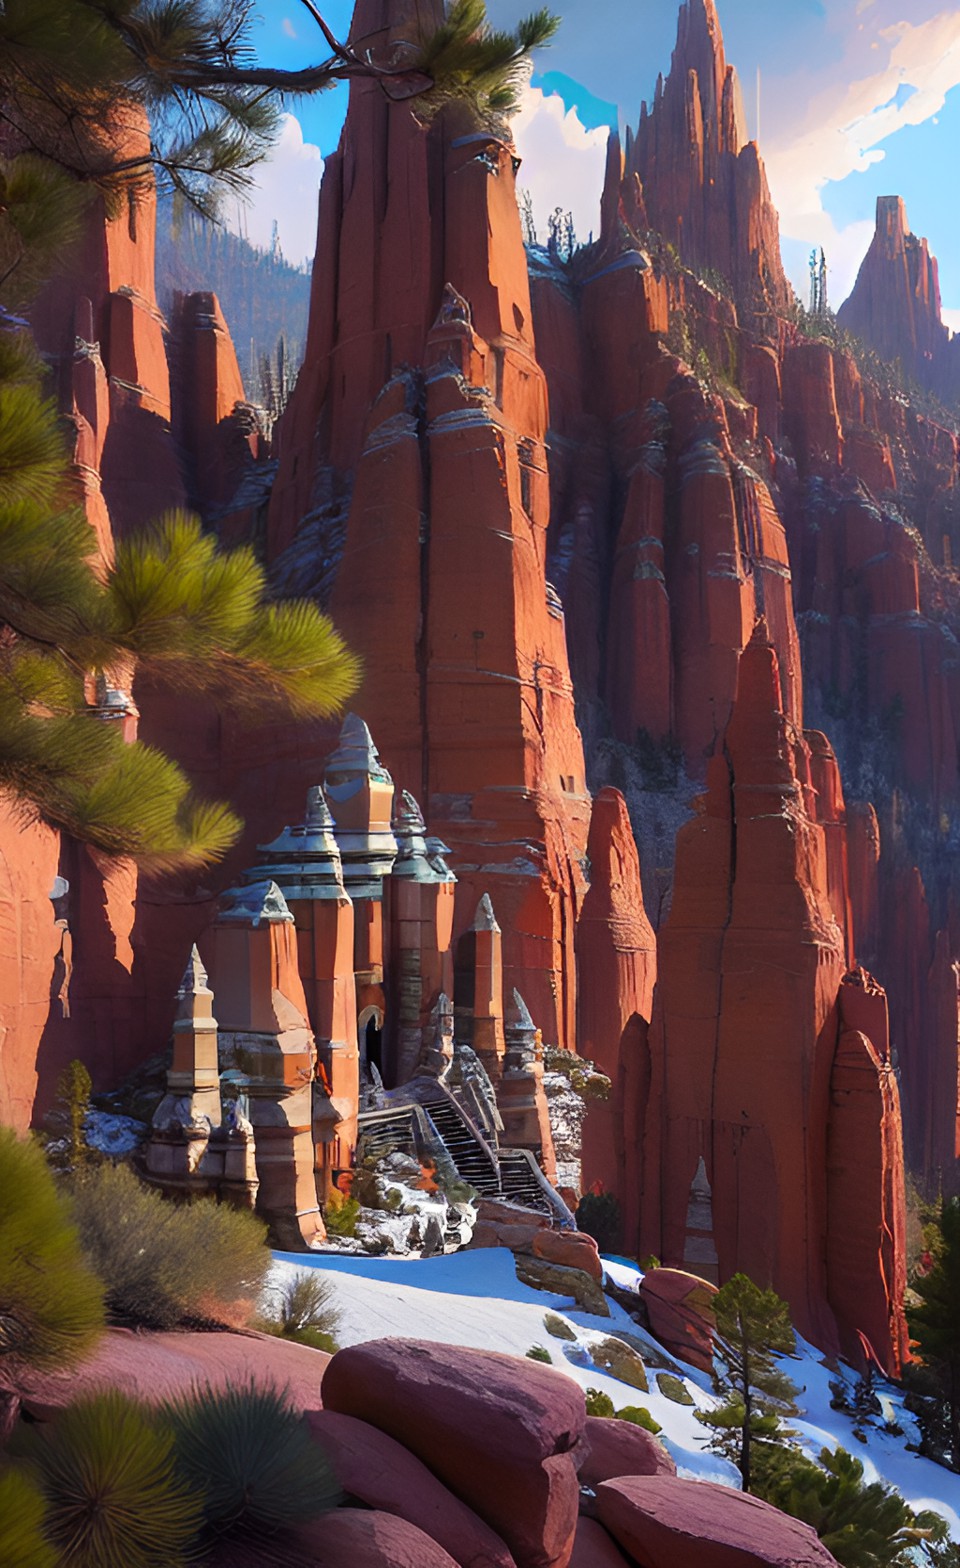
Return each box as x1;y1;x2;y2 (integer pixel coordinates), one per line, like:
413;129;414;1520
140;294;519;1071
682;1155;719;1283
323;714;397;901
250;787;347;902
469;893;505;1079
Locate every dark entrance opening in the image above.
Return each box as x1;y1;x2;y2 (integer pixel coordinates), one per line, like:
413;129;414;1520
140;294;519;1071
364;1016;383;1079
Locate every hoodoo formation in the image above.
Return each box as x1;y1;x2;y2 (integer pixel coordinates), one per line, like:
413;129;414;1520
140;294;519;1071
4;0;960;1388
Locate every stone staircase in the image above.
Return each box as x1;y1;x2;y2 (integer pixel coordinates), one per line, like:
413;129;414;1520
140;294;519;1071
418;1095;501;1196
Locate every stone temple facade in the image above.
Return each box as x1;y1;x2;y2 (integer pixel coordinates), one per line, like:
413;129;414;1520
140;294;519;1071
145;714;562;1246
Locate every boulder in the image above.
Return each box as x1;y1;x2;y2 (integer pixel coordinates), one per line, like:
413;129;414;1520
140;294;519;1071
308;1409;516;1568
638;1270;717;1373
568;1517;632;1568
296;1507;461;1567
321;1340;585;1568
596;1477;841;1567
532;1229;604;1283
578;1417;676;1489
587;1338;648;1393
2;1327;329;1421
515;1256;611;1317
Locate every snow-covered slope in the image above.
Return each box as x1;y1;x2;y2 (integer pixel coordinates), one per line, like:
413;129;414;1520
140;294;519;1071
269;1249;960;1537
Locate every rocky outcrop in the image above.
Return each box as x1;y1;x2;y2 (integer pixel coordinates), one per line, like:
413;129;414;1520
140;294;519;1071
613;0;791;321
640;626;907;1370
322;1339;586;1568
837;196;960;401
265;0;599;1050
595;1476;840;1567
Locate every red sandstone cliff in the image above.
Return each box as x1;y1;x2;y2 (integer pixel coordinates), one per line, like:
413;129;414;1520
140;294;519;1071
3;0;956;1377
837;195;960;402
266;0;595;1050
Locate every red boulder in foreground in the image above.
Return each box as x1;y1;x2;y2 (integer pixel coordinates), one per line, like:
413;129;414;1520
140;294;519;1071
578;1416;676;1489
596;1476;841;1567
321;1339;584;1568
296;1507;461;1567
308;1408;516;1568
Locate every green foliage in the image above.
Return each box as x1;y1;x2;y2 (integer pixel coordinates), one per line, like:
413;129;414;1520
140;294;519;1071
324;1188;361;1238
0;0;558;235
755;1443;951;1568
43;1057;94;1172
908;1197;960;1470
618;1404;662;1434
260;1271;341;1354
0;1468;56;1568
544;1311;577;1341
526;1344;552;1363
165;1382;342;1540
576;1191;622;1253
71;1162;269;1329
697;1273;799;1493
0;337;358;867
0;1126;104;1373
542;1045;611;1101
656;1373;694;1406
25;1391;202;1568
584;1387;615;1418
415;0;559;124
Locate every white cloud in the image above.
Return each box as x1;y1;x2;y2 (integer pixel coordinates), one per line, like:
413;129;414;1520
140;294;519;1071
226;113;322;266
282;17;297;38
761;9;960;305
510;82;609;249
942;308;960;337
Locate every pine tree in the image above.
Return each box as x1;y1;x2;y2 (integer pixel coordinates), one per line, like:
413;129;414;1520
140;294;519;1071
908;1197;960;1472
697;1272;800;1493
0;325;360;867
756;1445;952;1568
0;0;559;220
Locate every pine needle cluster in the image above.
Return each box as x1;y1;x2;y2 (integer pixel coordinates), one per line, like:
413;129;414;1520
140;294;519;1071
0;320;359;868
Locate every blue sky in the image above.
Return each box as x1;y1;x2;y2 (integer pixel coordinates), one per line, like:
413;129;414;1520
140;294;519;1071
243;2;960;326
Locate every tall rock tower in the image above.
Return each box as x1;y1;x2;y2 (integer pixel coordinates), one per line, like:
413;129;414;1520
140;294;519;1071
268;0;591;1048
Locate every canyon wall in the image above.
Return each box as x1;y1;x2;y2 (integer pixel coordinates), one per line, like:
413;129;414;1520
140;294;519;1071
6;0;960;1370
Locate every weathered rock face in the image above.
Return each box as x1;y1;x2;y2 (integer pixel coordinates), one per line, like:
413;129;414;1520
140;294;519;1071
837;196;960;401
265;0;593;1050
639;626;908;1370
576;789;656;1213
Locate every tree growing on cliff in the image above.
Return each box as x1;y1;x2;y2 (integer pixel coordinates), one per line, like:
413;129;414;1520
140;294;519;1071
907;1197;960;1472
697;1272;800;1493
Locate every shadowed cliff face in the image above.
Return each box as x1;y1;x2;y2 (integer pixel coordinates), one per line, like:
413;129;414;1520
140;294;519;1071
838;195;960;405
5;0;958;1374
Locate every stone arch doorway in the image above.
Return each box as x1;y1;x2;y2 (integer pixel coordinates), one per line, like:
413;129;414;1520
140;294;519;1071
358;1005;384;1082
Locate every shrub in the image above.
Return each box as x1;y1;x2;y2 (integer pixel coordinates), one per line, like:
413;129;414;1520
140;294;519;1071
70;1162;269;1329
0;1468;56;1568
0;1126;104;1374
656;1373;694;1406
526;1345;552;1363
585;1387;615;1417
324;1188;360;1238
165;1383;342;1541
619;1405;663;1434
544;1311;577;1341
26;1391;202;1568
260;1271;341;1354
43;1058;95;1172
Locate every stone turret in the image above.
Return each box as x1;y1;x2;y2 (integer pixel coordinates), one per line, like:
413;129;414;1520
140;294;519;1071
251;788;359;1196
455;895;506;1082
209;880;322;1247
498;990;556;1179
388;791;457;1084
